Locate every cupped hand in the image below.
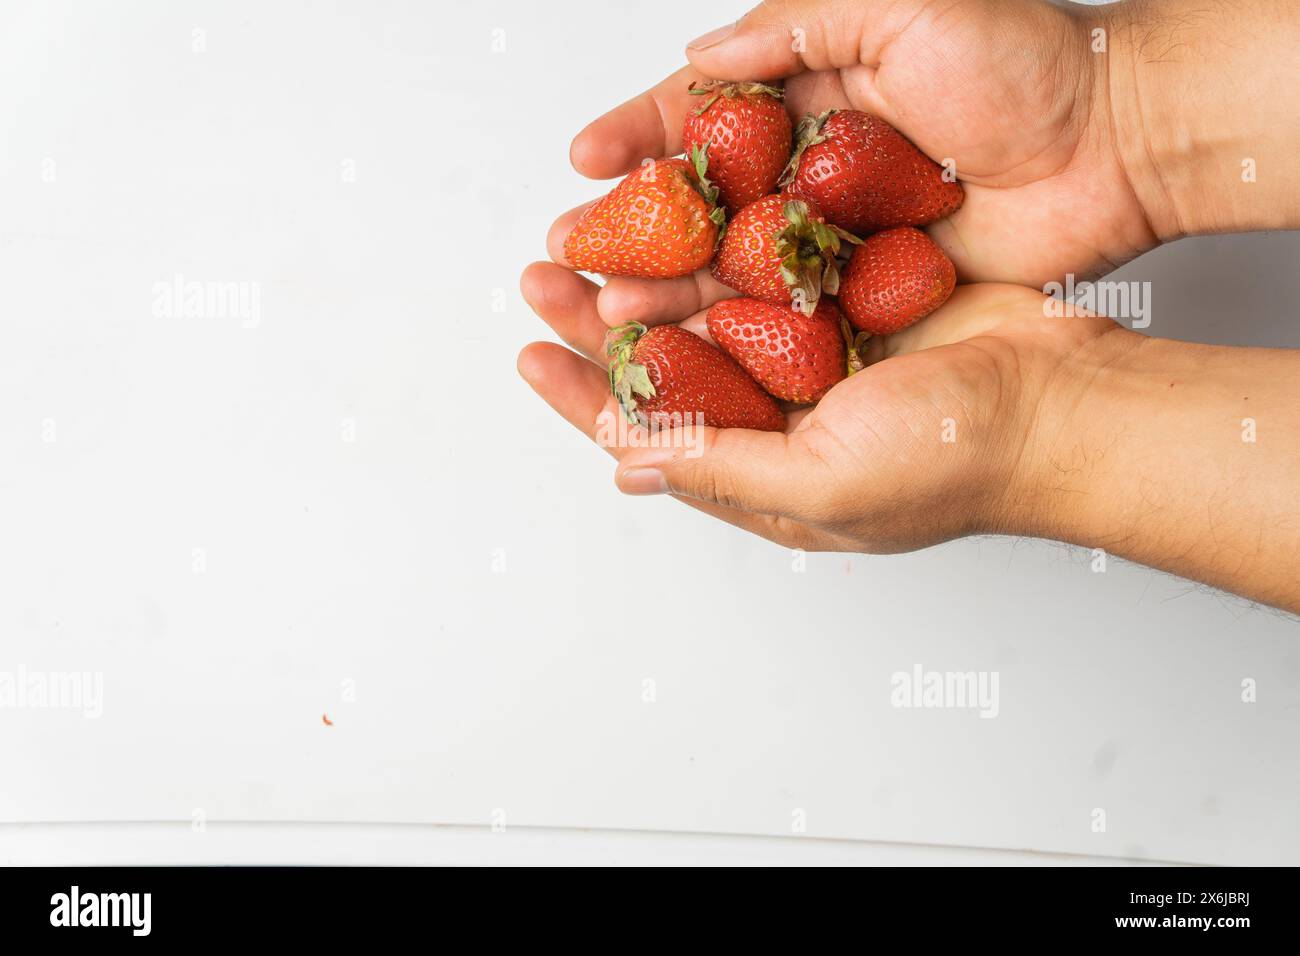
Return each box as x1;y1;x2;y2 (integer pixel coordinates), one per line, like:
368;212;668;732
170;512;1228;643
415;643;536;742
519;260;1127;553
557;0;1158;318
523;0;1155;553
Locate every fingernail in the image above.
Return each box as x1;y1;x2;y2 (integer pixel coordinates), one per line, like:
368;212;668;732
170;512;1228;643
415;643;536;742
620;468;668;496
688;22;736;51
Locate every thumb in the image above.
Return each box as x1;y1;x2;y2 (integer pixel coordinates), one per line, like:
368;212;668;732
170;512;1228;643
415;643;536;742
615;427;824;518
686;0;917;79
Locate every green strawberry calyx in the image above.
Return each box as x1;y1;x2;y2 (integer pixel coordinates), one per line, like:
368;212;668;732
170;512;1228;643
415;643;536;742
689;144;728;240
774;200;861;315
687;79;784;116
842;316;872;376
778;108;839;187
606;322;656;424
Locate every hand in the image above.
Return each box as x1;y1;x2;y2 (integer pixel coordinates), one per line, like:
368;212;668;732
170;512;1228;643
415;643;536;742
522;265;1300;612
557;0;1300;307
519;262;1118;552
556;0;1157;300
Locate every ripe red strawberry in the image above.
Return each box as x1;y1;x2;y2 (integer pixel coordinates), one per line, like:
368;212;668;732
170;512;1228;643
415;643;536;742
711;195;859;316
681;80;792;214
565;151;725;278
838;227;956;335
706;297;847;404
780;110;964;233
607;323;784;432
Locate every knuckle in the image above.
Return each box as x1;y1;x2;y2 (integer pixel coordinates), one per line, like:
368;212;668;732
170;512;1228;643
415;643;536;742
698;463;748;511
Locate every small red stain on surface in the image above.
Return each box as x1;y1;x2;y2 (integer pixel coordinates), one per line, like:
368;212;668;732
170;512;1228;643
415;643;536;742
322;714;333;726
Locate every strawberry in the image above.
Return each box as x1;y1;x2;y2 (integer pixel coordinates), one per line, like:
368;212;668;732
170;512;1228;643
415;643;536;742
607;323;784;432
780;109;964;233
711;195;859;316
706;297;847;404
681;80;792;215
837;227;956;335
565;150;725;279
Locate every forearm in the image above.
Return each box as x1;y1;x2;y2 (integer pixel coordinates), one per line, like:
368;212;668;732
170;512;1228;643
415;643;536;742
1103;0;1300;240
1018;329;1300;612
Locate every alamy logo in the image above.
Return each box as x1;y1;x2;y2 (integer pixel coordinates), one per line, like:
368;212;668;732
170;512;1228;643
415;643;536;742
50;886;151;936
0;667;103;718
152;272;262;328
1043;274;1151;329
890;664;1000;718
593;409;705;456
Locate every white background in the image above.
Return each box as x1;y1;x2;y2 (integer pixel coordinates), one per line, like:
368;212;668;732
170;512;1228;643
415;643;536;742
1;0;1297;865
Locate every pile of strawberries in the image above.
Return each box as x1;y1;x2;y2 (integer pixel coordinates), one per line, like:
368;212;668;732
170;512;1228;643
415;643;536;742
565;81;963;432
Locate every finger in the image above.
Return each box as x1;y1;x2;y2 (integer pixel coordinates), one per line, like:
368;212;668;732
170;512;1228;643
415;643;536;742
518;341;613;433
862;283;1056;363
570;62;855;186
615;426;834;522
570;65;707;181
675;309;712;343
926;180;1141;289
519;261;609;361
686;0;922;80
521;260;716;358
597;270;737;328
782;65;856;116
518;342;837;548
546;202;595;269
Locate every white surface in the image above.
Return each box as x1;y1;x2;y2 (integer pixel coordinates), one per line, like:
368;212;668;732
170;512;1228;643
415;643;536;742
0;822;1172;867
1;0;1298;866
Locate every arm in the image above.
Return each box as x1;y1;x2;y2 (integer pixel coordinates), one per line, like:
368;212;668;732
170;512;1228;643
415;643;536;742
1018;330;1300;612
1104;0;1300;240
